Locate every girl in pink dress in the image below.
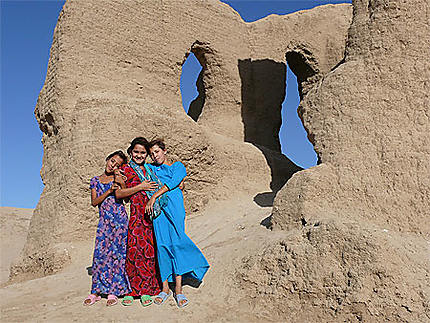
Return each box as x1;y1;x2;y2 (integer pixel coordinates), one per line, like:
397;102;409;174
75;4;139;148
83;150;131;307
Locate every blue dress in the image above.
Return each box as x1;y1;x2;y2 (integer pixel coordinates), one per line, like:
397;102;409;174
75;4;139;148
147;162;210;283
90;176;131;295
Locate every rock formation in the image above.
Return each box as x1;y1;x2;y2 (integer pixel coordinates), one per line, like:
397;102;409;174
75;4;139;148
237;0;430;321
12;0;351;281
11;0;429;321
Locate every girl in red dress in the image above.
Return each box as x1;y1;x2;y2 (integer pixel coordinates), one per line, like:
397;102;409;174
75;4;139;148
115;137;161;306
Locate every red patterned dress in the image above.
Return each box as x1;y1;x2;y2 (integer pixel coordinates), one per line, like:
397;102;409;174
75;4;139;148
122;164;161;296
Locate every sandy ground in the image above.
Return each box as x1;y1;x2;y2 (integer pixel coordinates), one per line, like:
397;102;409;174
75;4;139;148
0;207;33;285
0;195;282;322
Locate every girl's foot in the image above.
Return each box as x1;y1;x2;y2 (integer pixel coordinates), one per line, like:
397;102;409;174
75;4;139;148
83;294;101;306
174;287;188;307
140;295;153;307
153;291;171;305
122;295;134;306
106;294;118;306
174;293;189;308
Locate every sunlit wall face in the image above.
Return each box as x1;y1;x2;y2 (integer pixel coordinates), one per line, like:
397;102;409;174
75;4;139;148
0;0;350;208
179;1;351;170
180;52;317;169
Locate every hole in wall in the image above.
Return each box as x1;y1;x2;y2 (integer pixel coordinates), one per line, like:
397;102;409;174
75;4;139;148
180;52;204;121
238;57;319;207
239;58;285;152
180;47;318;172
180;47;319;207
279;63;318;169
238;59;303;208
285;51;318;100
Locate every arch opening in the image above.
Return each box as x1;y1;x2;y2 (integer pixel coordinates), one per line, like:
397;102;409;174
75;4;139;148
180;52;204;121
238;58;302;208
238;56;319;207
279;63;318;169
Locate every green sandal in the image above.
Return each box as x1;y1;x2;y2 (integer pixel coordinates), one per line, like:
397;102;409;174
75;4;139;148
122;296;134;306
140;295;153;307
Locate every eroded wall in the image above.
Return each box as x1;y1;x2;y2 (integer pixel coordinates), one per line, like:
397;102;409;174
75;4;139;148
12;0;351;282
272;0;430;234
239;0;430;321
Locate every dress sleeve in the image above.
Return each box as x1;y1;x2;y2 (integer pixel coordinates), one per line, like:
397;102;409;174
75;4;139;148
164;162;187;190
89;176;98;189
122;164;141;188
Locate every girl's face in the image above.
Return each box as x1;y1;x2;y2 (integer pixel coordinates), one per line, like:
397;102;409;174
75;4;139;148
105;155;124;174
131;144;148;165
150;144;167;165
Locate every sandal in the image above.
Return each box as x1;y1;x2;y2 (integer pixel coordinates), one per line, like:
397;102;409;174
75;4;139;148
106;294;118;307
122;295;134;306
153;291;171;305
174;293;189;308
140;295;153;307
83;294;101;306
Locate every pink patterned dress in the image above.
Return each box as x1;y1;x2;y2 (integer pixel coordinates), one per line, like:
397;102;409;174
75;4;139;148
90;176;131;295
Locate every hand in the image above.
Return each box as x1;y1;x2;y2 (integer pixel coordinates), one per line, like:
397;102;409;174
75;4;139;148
139;180;158;191
145;197;156;215
114;169;126;184
179;179;185;191
109;182;120;193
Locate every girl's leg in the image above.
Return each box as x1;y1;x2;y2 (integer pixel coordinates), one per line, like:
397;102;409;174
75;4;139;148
154;280;170;304
175;275;182;295
161;279;170;293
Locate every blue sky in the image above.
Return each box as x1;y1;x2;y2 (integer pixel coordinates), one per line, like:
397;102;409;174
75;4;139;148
1;0;350;208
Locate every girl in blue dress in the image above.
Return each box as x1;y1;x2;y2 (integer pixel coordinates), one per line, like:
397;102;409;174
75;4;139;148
83;150;131;306
144;139;209;308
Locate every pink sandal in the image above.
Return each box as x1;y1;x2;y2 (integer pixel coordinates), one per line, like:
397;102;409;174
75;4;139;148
106;294;118;307
83;294;101;306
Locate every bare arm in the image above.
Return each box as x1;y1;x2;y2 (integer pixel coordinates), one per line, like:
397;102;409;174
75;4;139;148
178;178;185;190
145;185;169;215
116;182;145;199
115;180;158;199
151;185;169;200
145;163;187;214
114;169;127;189
91;184;118;207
